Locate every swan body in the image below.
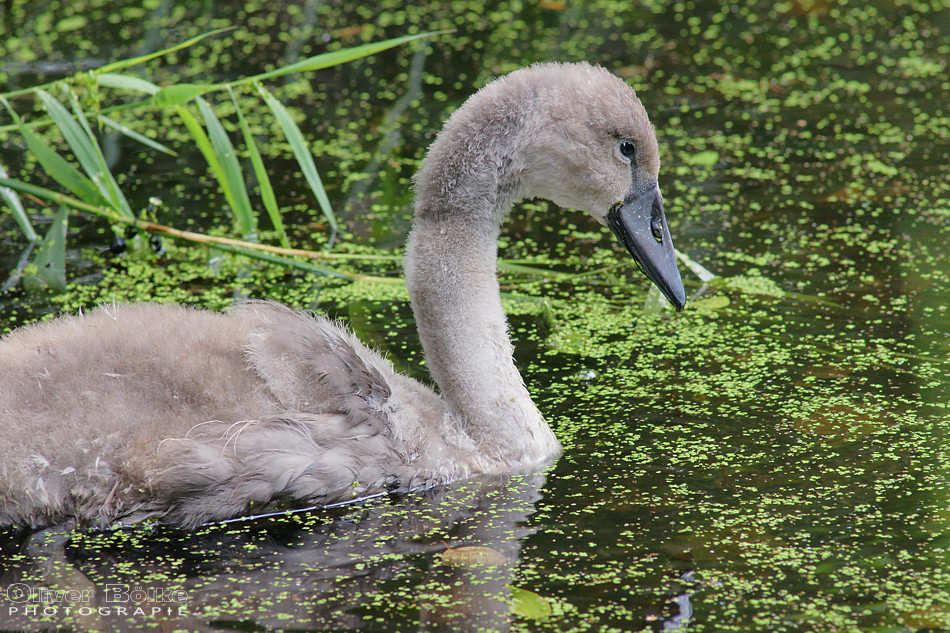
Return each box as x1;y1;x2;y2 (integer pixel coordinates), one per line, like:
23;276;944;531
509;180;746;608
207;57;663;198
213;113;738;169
0;62;685;529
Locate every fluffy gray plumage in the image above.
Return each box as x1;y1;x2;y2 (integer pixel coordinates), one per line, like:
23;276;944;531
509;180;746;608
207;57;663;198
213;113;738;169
0;62;664;528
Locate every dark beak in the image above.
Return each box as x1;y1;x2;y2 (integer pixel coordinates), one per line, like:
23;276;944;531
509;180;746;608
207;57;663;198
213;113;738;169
607;183;687;311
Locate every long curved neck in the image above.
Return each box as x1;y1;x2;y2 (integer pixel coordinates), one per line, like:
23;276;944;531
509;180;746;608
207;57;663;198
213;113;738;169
404;125;560;467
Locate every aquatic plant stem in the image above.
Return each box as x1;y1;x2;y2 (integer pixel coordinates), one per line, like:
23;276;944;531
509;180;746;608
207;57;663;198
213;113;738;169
0;176;395;274
0;175;575;281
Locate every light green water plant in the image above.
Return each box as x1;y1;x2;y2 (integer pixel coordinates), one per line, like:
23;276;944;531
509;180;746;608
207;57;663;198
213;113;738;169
0;29;440;291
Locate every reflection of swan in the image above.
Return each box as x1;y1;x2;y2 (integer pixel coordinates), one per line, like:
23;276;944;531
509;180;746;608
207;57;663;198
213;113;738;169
1;476;549;632
663;571;695;630
0;62;685;529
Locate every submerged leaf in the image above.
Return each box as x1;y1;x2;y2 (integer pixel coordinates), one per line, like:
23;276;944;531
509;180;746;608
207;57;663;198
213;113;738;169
676;249;717;282
23;205;68;293
641;283;670;315
685;150;719;166
508;585;553;620
440;545;507;567
692;295;731;310
0;161;38;243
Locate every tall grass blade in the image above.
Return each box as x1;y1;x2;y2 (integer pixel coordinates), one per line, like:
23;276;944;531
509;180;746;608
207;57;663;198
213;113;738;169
36;91;104;184
205;242;348;278
23;204;68;293
228;87;288;248
66;91;135;218
262;90;337;243
97;71;209;107
0;161;38;243
36;90;133;217
0;30;436;134
0;175;394;285
239;32;442;85
196;96;256;237
152;84;213;108
176;103;253;238
175;104;224;196
96;73;160;95
2;98;107;206
98;115;177;156
95;27;233;74
497;260;573;280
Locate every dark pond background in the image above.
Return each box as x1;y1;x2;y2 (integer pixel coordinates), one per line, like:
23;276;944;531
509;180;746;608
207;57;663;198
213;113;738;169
1;0;949;631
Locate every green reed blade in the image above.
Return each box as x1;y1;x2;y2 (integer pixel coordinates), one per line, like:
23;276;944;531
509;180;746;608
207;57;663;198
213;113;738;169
229;87;288;248
66;91;134;218
95;27;233;74
36;91;103;189
236;32;443;86
196;96;257;238
98;115;177;156
152;83;213;108
96;72;160;95
176;103;226;202
262;89;337;243
37;89;133;217
1;97;107;207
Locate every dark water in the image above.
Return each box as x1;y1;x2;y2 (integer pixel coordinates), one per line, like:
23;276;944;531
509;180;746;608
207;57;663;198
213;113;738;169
1;1;949;631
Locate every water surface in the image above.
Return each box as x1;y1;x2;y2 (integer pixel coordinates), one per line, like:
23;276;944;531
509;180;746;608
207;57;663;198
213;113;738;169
1;1;949;631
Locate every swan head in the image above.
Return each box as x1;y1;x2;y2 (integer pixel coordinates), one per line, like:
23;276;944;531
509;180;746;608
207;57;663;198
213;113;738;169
414;62;687;310
509;62;687;310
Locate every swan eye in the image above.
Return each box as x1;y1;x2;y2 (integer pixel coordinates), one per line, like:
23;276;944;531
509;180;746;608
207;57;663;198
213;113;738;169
619;140;637;161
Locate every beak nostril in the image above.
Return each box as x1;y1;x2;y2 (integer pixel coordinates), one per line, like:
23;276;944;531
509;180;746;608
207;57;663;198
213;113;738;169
650;197;664;243
650;216;663;243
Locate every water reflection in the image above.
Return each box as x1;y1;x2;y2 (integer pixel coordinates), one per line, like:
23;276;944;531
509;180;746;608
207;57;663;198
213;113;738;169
1;475;544;631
